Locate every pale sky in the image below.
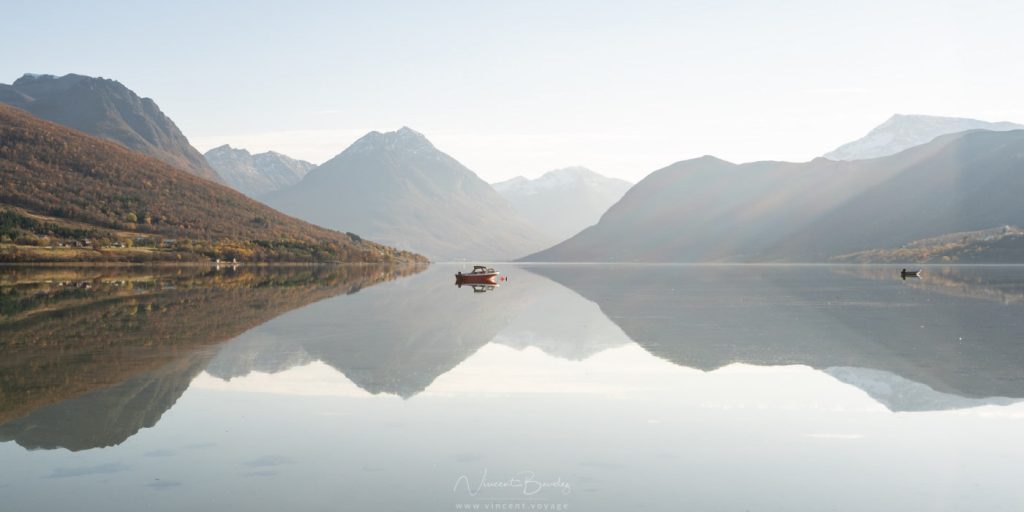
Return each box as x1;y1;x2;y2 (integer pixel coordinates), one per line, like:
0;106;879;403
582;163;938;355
3;0;1023;182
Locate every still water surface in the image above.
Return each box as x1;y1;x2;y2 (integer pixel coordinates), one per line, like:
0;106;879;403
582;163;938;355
2;264;1024;511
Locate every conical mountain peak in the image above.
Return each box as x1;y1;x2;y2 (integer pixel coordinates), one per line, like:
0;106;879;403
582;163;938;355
345;126;437;155
264;128;552;260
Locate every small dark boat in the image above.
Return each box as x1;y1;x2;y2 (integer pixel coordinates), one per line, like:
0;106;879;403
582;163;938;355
456;266;500;286
900;268;922;280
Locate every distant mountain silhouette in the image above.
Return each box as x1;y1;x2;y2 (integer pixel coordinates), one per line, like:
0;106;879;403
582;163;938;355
525;264;1024;403
492;167;632;242
825;114;1023;161
0;73;222;182
0;265;420;450
264;127;552;260
204;144;314;198
0;104;424;264
771;130;1024;260
525;130;1024;262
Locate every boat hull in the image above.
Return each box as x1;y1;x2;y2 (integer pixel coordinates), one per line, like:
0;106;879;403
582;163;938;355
455;273;499;285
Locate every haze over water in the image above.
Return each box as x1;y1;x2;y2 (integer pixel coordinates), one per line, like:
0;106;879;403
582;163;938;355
2;264;1024;511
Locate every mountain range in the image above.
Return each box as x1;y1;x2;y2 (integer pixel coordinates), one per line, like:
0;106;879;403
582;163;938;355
525;128;1024;262
0;104;423;264
3;72;1023;264
204;144;314;198
0;73;222;182
264;127;551;260
824;114;1024;161
492;167;632;242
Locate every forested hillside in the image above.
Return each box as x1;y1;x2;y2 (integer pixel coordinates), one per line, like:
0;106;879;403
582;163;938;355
0;104;425;264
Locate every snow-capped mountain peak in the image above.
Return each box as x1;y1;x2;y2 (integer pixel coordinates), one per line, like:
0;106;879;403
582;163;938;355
491;167;633;241
824;114;1024;161
494;167;628;195
204;145;314;198
346;126;436;155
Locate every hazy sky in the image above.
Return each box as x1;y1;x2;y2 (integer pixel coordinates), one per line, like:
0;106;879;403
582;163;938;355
3;0;1023;182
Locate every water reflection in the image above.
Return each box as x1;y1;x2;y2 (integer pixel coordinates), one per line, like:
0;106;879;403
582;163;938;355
462;283;498;293
4;264;1024;451
0;265;423;450
208;268;537;397
526;264;1024;405
3;264;1024;511
836;264;1024;304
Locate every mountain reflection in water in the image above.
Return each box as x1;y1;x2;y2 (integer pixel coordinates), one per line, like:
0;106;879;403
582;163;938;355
0;264;423;450
525;264;1024;401
1;264;1023;444
4;264;1024;511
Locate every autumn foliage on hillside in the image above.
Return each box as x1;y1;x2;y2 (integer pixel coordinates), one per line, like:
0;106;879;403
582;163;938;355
832;226;1024;263
0;104;426;263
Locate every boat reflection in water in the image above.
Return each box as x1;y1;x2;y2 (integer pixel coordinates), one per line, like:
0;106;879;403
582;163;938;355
901;268;922;280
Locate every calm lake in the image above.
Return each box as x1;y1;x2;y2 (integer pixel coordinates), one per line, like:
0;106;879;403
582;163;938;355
2;264;1024;511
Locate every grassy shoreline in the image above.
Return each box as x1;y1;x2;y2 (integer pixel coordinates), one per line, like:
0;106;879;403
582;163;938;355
0;243;430;266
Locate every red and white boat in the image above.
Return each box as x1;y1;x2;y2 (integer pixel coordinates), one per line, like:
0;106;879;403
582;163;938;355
455;266;500;285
